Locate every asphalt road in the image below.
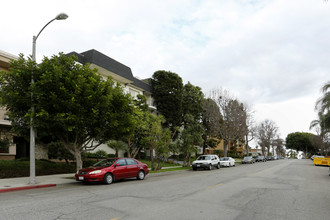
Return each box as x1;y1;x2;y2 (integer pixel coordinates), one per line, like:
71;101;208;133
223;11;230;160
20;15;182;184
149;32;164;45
0;159;329;220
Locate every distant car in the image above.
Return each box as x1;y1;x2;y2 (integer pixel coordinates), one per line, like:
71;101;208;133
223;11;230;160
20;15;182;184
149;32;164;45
220;157;236;167
266;156;273;161
242;156;255;164
255;156;266;162
75;158;149;184
192;155;220;170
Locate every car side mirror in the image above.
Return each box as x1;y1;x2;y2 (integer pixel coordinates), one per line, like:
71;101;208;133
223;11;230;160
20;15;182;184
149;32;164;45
114;164;120;167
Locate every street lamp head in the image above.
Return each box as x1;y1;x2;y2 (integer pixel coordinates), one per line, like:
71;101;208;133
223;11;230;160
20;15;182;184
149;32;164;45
55;13;69;20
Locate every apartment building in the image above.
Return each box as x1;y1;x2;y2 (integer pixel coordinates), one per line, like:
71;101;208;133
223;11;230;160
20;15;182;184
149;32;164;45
67;49;156;112
0;50;18;160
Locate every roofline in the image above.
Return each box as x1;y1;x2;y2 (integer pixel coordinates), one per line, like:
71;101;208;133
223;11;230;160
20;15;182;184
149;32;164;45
0;50;18;60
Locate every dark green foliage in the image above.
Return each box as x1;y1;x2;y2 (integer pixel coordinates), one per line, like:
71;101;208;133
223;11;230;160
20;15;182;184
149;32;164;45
0;53;134;171
182;82;204;122
152;70;183;130
48;142;74;162
0;160;75;178
285;132;316;154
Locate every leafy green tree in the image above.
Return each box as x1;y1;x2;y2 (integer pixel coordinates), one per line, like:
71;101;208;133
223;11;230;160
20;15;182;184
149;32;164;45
182;82;204;122
142;114;170;170
285;132;315;156
179;114;204;166
151;70;183;131
0;53;134;171
122;95;153;158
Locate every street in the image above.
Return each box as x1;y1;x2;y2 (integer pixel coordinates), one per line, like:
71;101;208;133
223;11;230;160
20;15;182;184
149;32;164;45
0;159;329;220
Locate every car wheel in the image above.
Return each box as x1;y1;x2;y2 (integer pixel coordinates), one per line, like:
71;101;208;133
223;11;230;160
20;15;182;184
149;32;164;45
103;173;113;184
137;170;145;180
216;163;220;169
209;164;212;170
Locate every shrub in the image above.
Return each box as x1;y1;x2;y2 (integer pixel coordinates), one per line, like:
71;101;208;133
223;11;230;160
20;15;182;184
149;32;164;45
0;159;75;178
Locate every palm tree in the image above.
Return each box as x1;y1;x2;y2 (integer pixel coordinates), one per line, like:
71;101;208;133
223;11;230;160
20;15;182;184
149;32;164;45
315;82;330;130
312;81;330;155
107;140;128;157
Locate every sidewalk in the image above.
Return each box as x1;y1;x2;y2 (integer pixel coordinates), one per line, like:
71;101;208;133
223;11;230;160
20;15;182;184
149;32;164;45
0;166;184;193
0;173;77;193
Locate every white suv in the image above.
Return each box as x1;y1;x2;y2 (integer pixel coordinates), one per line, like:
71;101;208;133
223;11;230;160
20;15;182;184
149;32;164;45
192;154;220;171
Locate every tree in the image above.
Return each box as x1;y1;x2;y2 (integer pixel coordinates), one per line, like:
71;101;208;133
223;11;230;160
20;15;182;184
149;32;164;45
142;114;171;171
179;114;204;166
285;132;315;156
107;140;128;157
242;104;256;156
123;95;151;158
202;98;222;154
256;119;278;156
182;82;204;122
273;136;285;157
0;53;134;171
310;112;328;155
151;70;183;131
210;88;246;157
312;81;330;155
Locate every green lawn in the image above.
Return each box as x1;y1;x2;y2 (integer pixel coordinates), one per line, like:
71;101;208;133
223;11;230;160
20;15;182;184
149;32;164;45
149;166;190;173
139;159;181;168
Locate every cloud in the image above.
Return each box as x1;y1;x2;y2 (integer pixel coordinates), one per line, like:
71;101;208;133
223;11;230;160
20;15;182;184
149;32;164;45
1;0;329;140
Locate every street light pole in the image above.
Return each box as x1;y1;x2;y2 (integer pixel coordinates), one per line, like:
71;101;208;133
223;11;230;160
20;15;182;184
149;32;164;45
30;13;68;185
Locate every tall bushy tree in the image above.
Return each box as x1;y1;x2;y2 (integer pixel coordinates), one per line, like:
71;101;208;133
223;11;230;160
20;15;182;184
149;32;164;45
179;114;204;166
202;98;222;154
182;82;204;122
0;53;134;171
285;132;315;156
152;70;183;131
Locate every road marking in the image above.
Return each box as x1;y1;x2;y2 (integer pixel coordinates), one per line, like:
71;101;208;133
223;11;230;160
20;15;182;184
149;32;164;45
206;183;222;190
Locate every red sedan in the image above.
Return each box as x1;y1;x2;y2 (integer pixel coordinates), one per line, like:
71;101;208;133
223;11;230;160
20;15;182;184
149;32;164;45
75;158;149;184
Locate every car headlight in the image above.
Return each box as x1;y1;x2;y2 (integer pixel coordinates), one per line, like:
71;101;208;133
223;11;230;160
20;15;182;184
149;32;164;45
89;170;102;174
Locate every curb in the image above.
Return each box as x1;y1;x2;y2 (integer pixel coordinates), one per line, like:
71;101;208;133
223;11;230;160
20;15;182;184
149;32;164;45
0;184;56;193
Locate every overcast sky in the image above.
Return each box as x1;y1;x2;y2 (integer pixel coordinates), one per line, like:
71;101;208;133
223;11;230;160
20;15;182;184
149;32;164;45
2;0;329;147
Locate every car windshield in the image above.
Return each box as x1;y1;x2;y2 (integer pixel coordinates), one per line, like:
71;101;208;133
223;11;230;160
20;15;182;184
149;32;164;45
92;159;116;167
258;156;263;158
243;157;251;160
220;157;229;161
197;156;210;160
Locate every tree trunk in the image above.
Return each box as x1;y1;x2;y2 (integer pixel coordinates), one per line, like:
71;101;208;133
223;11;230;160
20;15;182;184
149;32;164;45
74;149;83;172
261;146;265;156
224;140;228;157
150;146;155;170
245;134;249;156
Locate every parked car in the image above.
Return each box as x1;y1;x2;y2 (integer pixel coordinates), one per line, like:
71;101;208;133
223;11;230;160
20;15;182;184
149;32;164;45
242;156;255;164
266;156;273;161
311;155;324;161
255;156;266;162
192;154;220;170
75;158;149;184
220;157;236;167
